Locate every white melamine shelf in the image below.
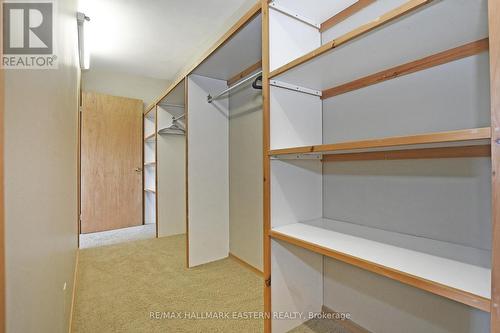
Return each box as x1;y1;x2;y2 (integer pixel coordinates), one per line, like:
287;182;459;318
144;188;156;194
270;0;488;92
270;218;490;311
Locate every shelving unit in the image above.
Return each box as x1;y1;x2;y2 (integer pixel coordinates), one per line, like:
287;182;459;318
143;106;157;228
269;127;491;156
156;79;187;238
270;218;490;311
262;0;498;332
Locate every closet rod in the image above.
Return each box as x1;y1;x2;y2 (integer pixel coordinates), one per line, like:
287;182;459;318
207;70;263;103
174;114;185;121
160;103;185;108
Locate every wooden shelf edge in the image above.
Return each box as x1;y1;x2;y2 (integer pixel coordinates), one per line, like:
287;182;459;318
269;0;433;79
270;230;491;312
322;39;489;100
322;145;491;162
144;104;156;115
228;60;262;86
269;128;492;156
320;0;375;33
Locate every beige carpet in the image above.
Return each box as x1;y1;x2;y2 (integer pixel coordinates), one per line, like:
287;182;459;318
72;234;264;333
79;224;156;249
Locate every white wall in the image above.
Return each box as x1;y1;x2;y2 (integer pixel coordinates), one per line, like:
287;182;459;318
4;0;80;332
82;69;169;107
187;74;229;267
229;80;263;271
323;258;490;333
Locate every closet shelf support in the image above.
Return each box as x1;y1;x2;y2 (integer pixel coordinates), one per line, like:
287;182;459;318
270;80;322;97
269;1;320;29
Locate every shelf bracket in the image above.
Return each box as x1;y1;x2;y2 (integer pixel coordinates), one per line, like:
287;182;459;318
271;153;322;160
269;1;320;30
270;80;322;97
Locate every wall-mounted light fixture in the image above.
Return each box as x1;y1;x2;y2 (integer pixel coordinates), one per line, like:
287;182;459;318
77;12;91;70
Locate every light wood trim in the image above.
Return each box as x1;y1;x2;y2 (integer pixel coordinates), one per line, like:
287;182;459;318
227;60;262;86
269;128;491;156
0;0;5;329
261;0;272;332
77;79;83;242
322;145;491;162
68;251;79;333
322;39;489;99
154;107;159;238
489;0;500;329
142;112;145;225
185;78;190;269
320;0;375;32
144;133;155;142
321;306;372;333
149;2;262;109
229;253;264;276
144;103;155;116
269;0;433;78
270;230;491;312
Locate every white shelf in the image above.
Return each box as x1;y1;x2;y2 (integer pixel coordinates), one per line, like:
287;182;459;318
271;218;490;308
272;0;488;91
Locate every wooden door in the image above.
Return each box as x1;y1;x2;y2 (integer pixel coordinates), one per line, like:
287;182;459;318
81;92;143;233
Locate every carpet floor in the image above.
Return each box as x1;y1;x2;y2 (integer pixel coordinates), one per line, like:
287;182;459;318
71;234;264;333
79;224;156;249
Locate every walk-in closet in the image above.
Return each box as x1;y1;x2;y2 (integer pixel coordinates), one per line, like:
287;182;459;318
262;0;497;332
142;5;264;271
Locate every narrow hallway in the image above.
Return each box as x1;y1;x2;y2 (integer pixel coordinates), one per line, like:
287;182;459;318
71;235;263;332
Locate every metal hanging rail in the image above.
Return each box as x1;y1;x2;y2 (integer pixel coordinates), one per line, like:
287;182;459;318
207;70;263;103
159;103;185;108
173;114;185;121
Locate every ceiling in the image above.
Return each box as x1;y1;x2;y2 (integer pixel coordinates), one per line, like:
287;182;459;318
78;0;258;81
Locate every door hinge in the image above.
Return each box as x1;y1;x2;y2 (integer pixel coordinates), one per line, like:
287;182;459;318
265;277;271;287
79;106;83;113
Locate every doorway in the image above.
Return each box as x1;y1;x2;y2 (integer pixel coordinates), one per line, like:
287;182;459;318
79;91;155;248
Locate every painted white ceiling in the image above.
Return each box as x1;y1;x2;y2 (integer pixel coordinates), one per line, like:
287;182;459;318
78;0;258;80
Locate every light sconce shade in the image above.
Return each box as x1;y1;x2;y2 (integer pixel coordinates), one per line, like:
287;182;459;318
77;12;91;70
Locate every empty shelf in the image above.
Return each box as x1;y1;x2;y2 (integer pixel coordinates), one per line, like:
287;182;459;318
144;188;156;194
269;128;491;157
144;162;156;167
269;0;432;80
270;218;490;311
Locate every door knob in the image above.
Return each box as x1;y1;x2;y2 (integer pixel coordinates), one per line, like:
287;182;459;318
135;167;142;173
